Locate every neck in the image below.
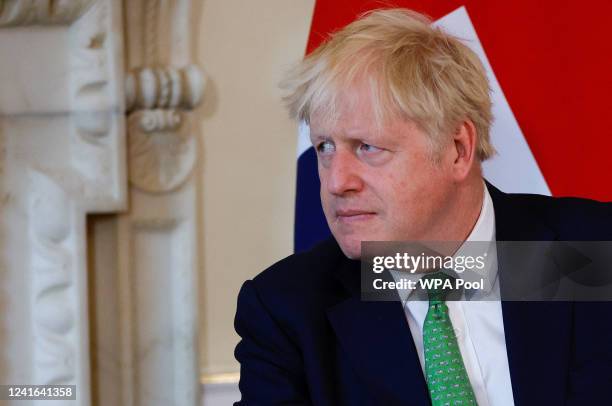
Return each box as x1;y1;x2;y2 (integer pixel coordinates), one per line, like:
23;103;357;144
455;178;485;241
429;174;484;243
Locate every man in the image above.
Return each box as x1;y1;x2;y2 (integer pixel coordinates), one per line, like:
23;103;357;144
234;8;612;405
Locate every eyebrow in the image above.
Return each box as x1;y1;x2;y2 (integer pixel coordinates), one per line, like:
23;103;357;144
311;129;375;140
309;132;332;142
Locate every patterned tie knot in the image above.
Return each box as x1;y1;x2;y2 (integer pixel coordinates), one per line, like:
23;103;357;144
422;272;456;303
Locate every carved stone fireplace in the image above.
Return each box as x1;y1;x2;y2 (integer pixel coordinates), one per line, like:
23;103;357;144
0;1;204;404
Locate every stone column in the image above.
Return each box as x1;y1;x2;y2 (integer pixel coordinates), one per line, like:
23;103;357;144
103;0;205;405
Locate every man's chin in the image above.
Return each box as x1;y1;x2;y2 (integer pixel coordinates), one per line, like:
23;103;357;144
335;239;362;259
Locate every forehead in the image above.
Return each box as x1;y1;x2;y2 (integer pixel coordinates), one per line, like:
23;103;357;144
309;88;419;144
310;84;384;136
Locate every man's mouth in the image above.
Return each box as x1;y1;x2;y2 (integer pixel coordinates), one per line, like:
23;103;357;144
335;209;377;223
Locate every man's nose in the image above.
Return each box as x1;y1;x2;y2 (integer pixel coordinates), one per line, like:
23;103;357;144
325;150;364;196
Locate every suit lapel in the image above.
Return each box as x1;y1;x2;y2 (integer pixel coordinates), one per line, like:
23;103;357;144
488;181;572;405
327;257;430;405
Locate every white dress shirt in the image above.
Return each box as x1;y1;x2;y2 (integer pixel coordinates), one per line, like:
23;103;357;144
402;185;515;406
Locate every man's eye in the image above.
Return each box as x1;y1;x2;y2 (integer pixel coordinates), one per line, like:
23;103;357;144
359;143;382;153
316;141;335;155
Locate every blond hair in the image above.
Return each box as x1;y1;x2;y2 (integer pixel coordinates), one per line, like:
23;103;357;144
280;8;495;160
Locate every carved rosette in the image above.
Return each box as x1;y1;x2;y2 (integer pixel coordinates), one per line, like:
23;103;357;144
127;109;196;193
125;64;204;193
124;0;206;195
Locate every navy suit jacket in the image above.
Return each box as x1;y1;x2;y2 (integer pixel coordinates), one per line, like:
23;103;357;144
234;183;612;405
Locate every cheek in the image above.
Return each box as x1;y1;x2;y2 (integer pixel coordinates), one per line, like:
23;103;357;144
318;169;327;196
319;188;330;211
384;170;443;214
319;186;336;221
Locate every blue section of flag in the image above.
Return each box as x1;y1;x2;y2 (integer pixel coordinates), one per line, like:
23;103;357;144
294;146;331;253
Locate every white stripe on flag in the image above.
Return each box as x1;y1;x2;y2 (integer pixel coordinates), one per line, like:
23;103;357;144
297;120;312;157
435;7;551;195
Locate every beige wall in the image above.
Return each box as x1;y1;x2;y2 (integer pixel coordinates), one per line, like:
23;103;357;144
197;0;315;375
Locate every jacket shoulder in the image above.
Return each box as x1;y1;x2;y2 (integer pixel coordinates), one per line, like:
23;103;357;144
546;195;612;239
253;238;343;288
243;238;348;320
506;192;612;239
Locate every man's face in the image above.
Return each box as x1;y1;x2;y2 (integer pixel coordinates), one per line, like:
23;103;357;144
310;88;457;259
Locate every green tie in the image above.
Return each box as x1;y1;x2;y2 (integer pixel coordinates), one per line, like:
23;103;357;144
423;273;477;405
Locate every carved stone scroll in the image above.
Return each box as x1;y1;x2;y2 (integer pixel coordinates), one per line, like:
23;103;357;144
126;65;205;112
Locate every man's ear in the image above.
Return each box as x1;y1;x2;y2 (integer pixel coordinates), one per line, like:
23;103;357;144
451;120;478;181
